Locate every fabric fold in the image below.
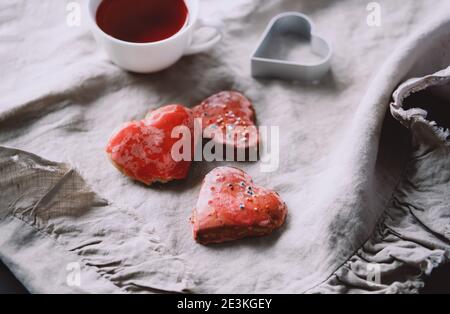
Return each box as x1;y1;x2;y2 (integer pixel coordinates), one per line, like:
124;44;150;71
311;67;450;294
0;147;194;293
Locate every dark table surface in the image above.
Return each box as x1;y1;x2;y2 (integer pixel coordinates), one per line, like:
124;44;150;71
0;261;28;294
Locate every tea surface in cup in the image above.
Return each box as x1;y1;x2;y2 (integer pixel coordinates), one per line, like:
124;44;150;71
96;0;188;43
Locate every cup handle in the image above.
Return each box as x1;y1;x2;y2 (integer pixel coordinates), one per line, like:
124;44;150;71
184;19;222;56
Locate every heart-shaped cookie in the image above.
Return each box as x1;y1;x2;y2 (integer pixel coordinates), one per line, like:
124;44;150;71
106;104;194;185
192;167;287;244
192;91;259;151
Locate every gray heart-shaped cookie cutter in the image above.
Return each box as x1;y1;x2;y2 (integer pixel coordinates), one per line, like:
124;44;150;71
251;12;332;81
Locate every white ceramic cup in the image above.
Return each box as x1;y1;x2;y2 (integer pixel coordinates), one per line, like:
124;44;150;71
87;0;222;73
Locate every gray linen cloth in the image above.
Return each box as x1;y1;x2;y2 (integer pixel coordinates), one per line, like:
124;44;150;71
0;0;449;293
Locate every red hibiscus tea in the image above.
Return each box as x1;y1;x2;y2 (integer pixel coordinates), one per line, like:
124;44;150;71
96;0;189;43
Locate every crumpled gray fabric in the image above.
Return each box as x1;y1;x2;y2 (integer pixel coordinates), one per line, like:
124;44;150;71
312;68;450;293
0;147;193;293
0;0;449;294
